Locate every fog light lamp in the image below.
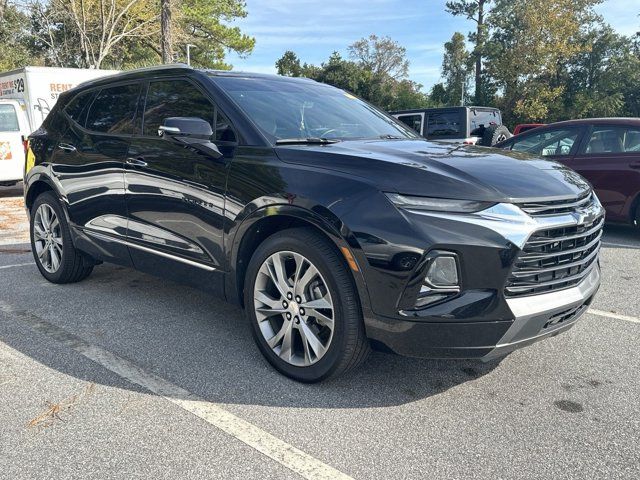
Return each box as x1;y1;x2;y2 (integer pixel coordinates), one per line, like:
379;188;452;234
425;256;459;287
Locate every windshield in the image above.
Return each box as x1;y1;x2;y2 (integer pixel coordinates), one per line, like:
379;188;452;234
212;76;418;142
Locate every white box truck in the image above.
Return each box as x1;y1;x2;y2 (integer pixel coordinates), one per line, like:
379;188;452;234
0;66;119;185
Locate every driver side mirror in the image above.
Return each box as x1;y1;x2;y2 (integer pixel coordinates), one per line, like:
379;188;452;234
159;117;223;159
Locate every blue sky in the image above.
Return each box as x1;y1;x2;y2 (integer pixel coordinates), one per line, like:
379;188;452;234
225;0;639;91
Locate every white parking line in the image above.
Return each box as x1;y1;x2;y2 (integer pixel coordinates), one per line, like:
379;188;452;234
602;241;640;249
0;262;35;270
588;308;640;324
0;301;352;480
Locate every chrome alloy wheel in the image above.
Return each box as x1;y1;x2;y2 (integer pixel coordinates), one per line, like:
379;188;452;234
254;251;335;367
33;204;63;273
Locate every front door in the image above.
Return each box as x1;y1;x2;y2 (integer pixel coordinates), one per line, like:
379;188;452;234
124;78;235;294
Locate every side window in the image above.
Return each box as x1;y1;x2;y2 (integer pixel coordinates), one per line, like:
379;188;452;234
512;129;578;156
85;84;141;134
215;109;236;143
426;112;461;138
585;126;640;154
397;114;422;134
143;80;215;136
64;90;96;126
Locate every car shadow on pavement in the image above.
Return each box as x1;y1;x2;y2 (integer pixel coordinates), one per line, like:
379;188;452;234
1;250;504;409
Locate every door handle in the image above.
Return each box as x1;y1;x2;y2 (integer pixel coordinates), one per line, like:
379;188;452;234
126;157;148;167
57;143;76;152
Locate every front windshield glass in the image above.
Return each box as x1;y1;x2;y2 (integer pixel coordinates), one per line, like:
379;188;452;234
212;76;418;142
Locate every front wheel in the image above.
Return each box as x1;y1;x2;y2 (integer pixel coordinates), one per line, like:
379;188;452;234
30;191;94;283
244;228;370;382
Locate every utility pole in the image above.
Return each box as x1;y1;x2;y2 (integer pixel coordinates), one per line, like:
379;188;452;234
186;44;196;66
160;0;172;64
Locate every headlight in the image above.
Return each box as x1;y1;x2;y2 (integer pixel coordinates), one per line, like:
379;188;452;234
385;193;494;213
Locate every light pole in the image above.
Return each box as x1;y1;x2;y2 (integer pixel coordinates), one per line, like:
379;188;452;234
186;44;196;66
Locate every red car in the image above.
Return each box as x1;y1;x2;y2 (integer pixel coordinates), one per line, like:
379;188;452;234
495;118;640;226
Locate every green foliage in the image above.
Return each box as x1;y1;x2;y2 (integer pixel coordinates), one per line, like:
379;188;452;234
176;0;255;69
1;0;254;70
441;32;472;106
0;1;39;70
274;41;432;111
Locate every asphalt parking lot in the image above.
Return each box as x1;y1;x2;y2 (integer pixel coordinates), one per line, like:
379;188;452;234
1;183;639;479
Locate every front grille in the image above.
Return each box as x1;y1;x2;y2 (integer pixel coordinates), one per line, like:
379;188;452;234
505;213;603;297
518;191;592;216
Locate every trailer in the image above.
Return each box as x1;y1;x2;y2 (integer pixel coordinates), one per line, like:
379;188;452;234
0;66;118;185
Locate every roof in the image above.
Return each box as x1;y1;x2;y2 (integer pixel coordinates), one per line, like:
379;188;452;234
390;106;501;114
546;118;640;126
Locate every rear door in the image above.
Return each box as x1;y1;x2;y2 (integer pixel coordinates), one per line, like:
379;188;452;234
564;124;640;222
124;77;235;293
51;82;142;265
0;102;28;183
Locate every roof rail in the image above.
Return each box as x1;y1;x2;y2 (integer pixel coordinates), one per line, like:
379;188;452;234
120;63;192;74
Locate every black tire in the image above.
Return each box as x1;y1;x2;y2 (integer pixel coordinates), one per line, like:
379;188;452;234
482;124;512;146
244;228;370;382
30;191;94;283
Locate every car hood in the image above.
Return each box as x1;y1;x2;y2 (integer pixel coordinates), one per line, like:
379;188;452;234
275;139;591;203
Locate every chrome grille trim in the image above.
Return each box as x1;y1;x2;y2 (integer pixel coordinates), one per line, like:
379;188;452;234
518;191;592;216
505;195;604;297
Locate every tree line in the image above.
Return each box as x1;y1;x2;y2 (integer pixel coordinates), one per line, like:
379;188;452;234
1;0;638;126
0;0;254;70
276;0;640;126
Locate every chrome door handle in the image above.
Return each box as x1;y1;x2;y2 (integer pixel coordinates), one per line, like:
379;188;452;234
126;157;148;167
57;143;76;152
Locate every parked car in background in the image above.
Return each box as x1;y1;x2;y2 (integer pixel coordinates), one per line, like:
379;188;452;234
391;106;512;146
0;99;30;186
513;123;545;135
495;118;640;226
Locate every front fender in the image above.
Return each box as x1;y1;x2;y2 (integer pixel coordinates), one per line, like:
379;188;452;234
224;202;374;320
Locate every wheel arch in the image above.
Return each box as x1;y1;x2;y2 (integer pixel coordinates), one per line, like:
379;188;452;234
226;205;372;316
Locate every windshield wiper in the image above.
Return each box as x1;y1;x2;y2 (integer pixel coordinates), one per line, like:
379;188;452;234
378;134;405;140
275;137;341;145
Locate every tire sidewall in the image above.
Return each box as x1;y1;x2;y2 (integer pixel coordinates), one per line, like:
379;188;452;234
244;232;354;382
30;192;74;283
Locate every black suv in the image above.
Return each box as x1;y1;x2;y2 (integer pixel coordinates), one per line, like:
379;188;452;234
25;65;603;382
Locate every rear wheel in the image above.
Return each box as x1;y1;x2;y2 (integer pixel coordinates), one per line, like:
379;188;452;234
244;228;370;382
30;191;94;283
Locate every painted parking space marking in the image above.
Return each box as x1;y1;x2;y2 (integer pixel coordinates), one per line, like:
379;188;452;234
0;262;35;270
0;301;353;480
601;241;640;249
588;308;640;324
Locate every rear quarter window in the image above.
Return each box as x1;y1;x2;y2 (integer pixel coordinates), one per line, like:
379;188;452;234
64;90;96;127
0;104;20;132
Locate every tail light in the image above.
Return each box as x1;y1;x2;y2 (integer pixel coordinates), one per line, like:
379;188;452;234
22;136;28;155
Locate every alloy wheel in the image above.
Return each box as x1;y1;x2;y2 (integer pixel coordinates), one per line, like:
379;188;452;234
33;204;63;273
253;251;335;367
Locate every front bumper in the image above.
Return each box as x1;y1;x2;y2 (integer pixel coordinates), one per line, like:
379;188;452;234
366;266;600;359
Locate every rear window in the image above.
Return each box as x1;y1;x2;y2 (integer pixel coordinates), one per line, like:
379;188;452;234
0;104;19;132
469;109;500;136
426;111;461;138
